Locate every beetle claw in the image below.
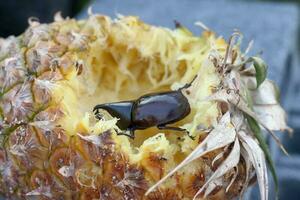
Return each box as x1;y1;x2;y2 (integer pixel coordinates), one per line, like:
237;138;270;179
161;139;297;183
93;107;105;120
93;106;99;113
93;109;104;120
186;131;195;140
96;113;104;120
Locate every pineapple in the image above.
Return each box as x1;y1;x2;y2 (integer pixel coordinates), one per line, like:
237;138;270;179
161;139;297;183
0;13;290;200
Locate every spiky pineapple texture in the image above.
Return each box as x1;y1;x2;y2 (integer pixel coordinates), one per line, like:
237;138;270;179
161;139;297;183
0;13;290;200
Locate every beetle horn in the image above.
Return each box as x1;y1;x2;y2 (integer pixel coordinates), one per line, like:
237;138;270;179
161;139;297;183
93;101;134;130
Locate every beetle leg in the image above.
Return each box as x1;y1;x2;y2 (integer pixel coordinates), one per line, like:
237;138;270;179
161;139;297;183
157;125;195;140
114;128;135;139
178;75;198;90
185;130;196;140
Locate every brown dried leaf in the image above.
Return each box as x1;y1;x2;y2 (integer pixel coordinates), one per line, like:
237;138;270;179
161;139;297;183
194;138;240;199
240;147;252;198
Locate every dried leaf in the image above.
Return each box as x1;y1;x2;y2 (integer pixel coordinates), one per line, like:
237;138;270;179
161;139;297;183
233;98;288;154
194;138;240;199
203;178;223;198
212;151;225;167
241;76;257;90
246;115;278;196
226;70;242;92
250;79;291;149
237;99;288;155
77;133;104;147
253;105;291;132
223;32;241;66
145;112;236;196
26;186;52;198
239;130;268;200
251;79;279;105
207;89;288;154
225;166;238;193
240;147;252;198
230;106;244;131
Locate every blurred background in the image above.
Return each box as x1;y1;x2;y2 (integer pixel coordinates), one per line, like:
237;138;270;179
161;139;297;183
0;0;299;199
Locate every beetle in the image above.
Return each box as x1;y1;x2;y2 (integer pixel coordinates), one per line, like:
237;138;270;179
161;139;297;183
93;76;197;139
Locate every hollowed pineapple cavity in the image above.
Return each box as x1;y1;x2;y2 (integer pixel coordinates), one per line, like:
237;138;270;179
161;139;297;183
50;15;223;167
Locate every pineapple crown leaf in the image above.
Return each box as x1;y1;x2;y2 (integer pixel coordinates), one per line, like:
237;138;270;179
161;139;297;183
246;114;279;197
239;147;252;198
250;56;267;88
194;21;210;32
239;130;269;200
193;137;240;199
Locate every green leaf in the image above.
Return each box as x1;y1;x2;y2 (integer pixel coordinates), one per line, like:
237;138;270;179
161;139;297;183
244;88;254;110
0;106;3;119
273;82;281;103
246;115;279;197
250;57;267;88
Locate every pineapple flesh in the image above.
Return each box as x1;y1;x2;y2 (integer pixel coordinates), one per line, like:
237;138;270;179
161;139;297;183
0;13;290;200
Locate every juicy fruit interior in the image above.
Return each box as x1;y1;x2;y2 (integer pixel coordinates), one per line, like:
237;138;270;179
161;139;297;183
55;16;222;162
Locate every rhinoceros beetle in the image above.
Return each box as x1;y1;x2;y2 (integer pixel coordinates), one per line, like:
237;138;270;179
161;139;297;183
93;76;197;139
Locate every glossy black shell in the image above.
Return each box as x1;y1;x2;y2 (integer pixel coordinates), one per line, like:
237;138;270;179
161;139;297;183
131;91;190;129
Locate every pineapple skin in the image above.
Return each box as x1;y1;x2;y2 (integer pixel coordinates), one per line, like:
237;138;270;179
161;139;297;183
0;14;248;200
